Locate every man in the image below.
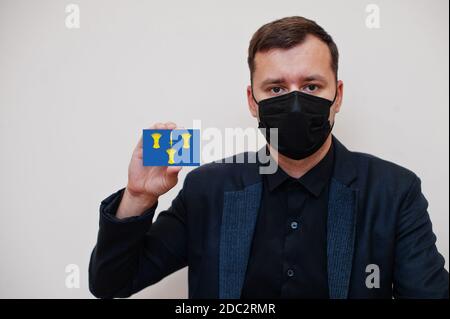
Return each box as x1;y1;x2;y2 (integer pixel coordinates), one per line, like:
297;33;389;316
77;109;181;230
89;16;449;299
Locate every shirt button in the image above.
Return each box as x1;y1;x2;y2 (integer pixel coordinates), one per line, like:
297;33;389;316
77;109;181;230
290;221;299;230
287;269;295;277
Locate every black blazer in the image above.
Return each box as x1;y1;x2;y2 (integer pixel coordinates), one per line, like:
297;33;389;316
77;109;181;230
89;135;449;299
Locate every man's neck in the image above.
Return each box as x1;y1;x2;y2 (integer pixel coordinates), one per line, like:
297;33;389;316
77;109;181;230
269;135;333;179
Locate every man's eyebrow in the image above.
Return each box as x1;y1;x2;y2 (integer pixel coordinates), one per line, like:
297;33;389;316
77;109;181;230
260;78;285;87
304;74;328;83
259;74;328;87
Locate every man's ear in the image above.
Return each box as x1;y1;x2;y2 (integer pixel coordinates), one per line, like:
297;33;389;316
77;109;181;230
333;80;344;114
247;85;258;118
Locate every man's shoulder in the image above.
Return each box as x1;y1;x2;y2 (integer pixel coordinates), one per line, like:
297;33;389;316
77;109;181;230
349;149;419;187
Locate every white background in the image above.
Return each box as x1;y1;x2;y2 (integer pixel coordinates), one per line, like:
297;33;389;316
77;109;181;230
0;0;448;298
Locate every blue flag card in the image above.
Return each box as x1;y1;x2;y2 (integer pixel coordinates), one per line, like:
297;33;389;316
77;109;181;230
143;129;200;166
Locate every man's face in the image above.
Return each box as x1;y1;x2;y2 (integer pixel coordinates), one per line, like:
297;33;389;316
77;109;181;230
247;34;343;125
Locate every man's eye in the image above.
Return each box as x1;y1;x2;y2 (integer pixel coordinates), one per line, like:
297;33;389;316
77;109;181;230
304;84;319;93
270;87;284;94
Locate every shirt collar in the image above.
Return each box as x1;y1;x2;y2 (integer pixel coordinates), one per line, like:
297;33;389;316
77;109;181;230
266;141;335;197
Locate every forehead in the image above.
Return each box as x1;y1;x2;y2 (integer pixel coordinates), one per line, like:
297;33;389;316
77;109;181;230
253;35;334;82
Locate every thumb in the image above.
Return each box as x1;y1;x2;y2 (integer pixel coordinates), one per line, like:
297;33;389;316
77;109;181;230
166;166;183;176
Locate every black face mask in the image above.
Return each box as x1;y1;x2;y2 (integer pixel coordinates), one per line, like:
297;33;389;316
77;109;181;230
253;89;337;160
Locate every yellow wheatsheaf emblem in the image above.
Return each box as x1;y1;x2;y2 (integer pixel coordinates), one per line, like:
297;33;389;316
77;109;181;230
165;131;192;164
166;148;177;164
181;132;192;149
151;133;162;149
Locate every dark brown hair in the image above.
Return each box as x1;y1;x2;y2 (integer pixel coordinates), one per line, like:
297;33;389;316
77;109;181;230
247;16;339;82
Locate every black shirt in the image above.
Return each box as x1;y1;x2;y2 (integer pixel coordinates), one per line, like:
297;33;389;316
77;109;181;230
241;141;335;298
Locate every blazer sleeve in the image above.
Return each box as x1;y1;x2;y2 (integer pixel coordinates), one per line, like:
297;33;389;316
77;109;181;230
88;180;189;299
393;175;449;299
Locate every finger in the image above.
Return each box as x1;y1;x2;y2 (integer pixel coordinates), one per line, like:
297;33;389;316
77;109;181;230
154;122;165;129
135;132;143;150
165;122;177;130
149;122;162;129
166;166;183;175
136;147;143;159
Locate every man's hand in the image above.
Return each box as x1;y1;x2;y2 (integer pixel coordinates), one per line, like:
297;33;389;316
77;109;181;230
116;122;182;219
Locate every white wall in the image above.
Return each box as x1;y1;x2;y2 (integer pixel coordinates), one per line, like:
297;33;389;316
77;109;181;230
0;0;448;298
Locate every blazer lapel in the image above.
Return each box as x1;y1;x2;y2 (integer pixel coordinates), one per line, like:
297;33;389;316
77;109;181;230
327;135;359;299
327;178;358;298
219;182;263;299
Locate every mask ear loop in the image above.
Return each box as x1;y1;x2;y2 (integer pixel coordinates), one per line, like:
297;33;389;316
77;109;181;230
312;84;339;132
251;80;271;156
250;79;259;104
328;83;339;132
330;84;338;105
